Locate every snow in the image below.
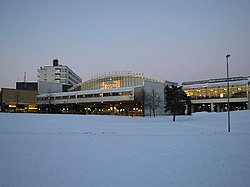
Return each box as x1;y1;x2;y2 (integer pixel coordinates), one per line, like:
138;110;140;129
0;111;250;187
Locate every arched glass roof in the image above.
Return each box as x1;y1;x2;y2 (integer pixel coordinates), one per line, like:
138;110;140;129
69;72;165;91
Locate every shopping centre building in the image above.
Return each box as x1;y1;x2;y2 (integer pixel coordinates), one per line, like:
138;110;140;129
182;76;250;112
36;72;176;116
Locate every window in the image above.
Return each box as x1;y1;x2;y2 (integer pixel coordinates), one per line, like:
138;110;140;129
69;95;75;99
85;94;93;98
112;92;119;96
103;93;110;97
93;94;101;97
77;95;85;98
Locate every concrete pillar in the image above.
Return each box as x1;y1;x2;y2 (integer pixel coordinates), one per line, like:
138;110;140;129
248;84;250;109
248;96;250;109
247;82;250;109
211;103;214;112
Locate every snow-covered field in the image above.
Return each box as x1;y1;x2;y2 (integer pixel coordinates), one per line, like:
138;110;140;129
0;111;249;187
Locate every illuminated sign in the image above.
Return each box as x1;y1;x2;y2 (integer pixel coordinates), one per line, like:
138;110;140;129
101;80;121;89
28;105;38;110
9;104;16;108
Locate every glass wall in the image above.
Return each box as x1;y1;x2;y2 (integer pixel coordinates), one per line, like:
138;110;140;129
70;73;164;91
184;83;247;100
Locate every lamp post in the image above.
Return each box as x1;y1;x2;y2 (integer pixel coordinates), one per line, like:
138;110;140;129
226;54;231;132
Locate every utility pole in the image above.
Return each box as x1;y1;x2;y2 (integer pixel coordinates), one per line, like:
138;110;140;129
226;54;231;132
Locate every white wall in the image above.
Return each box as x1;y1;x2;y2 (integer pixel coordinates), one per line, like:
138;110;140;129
143;80;165;116
38;81;63;94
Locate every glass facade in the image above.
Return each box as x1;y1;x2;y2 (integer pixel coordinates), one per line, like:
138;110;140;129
182;76;250;112
69;73;164;91
184;83;247;100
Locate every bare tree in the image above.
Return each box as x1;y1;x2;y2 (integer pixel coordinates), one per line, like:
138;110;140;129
144;88;162;117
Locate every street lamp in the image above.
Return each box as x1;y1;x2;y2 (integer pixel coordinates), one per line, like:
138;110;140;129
226;54;231;132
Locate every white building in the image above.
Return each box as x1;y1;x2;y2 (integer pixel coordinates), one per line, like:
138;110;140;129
37;59;82;86
36;72;177;116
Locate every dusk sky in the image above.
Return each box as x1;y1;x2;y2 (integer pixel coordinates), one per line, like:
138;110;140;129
0;0;249;88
